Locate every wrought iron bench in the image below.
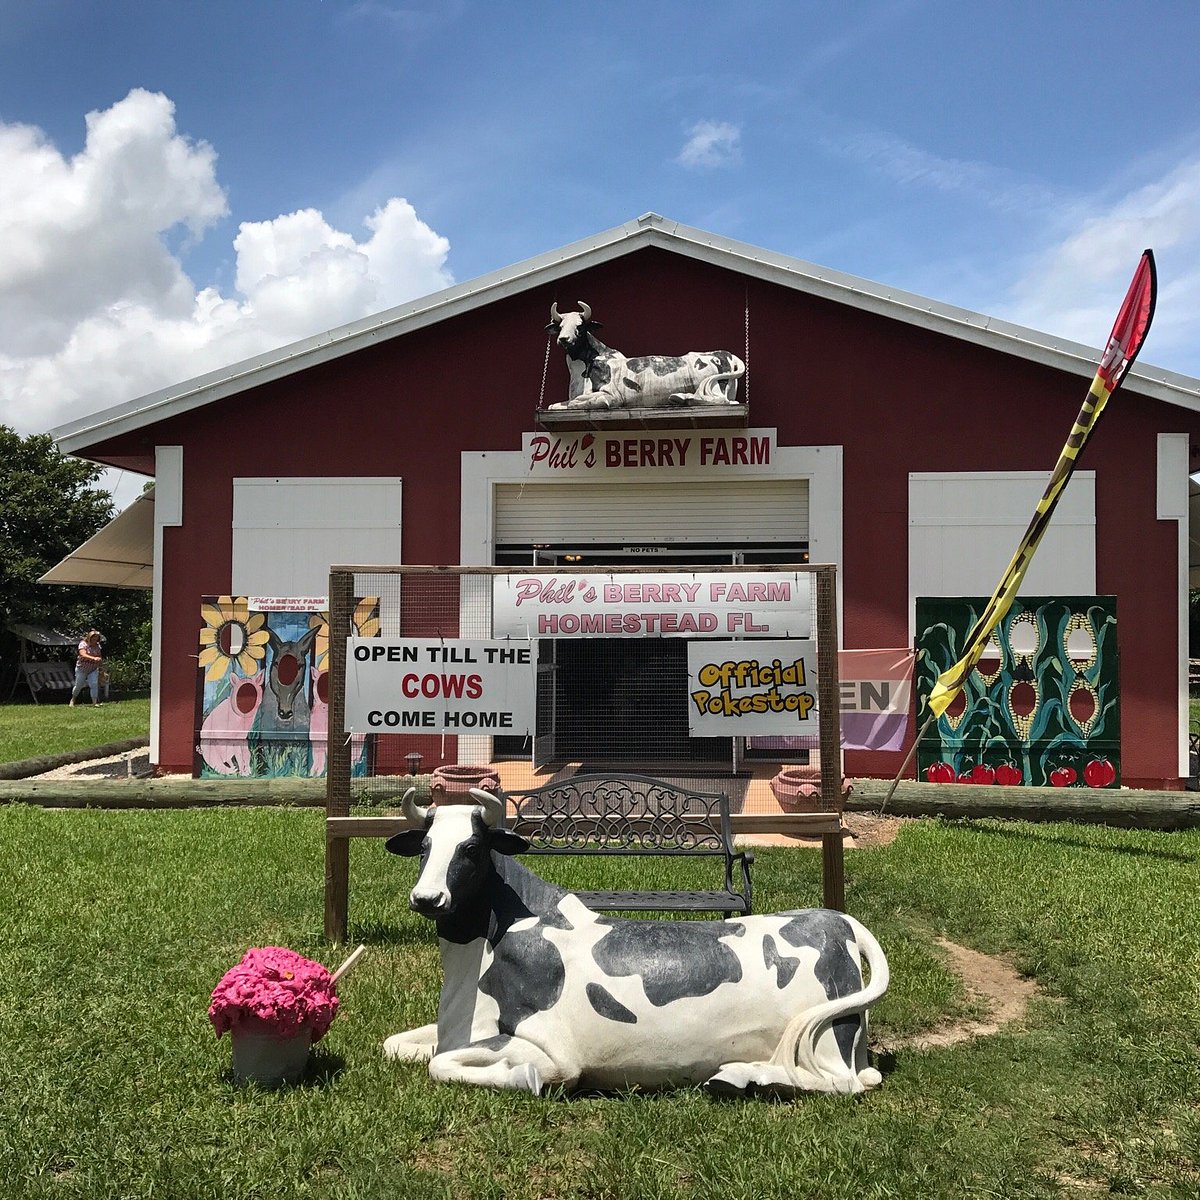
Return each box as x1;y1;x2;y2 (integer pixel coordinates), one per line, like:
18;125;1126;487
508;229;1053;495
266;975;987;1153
501;772;754;917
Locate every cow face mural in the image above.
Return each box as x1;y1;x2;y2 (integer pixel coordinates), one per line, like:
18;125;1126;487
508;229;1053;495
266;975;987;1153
383;788;889;1098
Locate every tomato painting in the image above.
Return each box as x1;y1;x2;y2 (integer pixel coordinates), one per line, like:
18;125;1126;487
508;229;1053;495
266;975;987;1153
925;762;956;784
957;770;975;783
1049;766;1077;787
970;763;996;785
1083;758;1116;788
994;762;1023;786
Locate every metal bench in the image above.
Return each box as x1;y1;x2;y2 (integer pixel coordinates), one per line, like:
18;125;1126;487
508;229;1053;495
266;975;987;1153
502;771;754;917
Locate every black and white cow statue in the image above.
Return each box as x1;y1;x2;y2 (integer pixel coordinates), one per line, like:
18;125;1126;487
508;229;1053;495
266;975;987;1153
546;302;745;411
384;788;889;1097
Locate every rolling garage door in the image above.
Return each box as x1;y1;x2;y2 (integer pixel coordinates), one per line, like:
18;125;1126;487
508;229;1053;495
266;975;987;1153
494;479;809;547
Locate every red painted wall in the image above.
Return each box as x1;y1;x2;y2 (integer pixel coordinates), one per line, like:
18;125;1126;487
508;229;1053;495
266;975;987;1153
85;247;1200;784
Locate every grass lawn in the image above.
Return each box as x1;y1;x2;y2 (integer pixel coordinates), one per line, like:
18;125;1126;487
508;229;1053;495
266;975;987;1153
2;807;1198;1199
0;696;149;763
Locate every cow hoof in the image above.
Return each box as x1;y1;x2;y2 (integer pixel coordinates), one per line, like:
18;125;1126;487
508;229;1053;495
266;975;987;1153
509;1062;543;1095
704;1063;756;1097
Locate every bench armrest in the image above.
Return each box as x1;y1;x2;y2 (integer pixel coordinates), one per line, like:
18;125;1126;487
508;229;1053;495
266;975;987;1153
726;849;754;913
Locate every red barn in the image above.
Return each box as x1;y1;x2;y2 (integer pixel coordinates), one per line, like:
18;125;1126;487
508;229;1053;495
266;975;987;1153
51;215;1200;788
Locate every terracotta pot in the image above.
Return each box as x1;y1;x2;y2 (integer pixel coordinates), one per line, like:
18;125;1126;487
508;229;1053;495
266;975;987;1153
769;765;852;813
431;764;501;799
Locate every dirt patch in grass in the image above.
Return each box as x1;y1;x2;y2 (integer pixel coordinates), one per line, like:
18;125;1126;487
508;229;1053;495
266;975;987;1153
878;937;1041;1052
843;811;910;848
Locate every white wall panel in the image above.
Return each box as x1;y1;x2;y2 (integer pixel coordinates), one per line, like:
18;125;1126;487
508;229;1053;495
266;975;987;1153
909;472;1096;633
232;477;402;596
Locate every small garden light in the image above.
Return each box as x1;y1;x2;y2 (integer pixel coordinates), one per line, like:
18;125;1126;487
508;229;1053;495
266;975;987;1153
405;751;423;775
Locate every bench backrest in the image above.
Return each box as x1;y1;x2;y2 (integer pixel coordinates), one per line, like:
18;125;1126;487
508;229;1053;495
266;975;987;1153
504;772;734;856
21;661;75;692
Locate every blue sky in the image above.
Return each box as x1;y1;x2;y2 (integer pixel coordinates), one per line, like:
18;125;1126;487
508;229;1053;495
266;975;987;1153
2;1;1199;506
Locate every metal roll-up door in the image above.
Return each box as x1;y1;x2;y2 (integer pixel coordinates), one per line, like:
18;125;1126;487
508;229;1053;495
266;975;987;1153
494;480;808;546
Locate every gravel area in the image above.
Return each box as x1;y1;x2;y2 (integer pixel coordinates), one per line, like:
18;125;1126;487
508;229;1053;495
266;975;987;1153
33;749;153;780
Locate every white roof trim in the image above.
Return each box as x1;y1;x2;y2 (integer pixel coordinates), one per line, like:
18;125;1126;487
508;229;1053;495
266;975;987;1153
53;212;1200;454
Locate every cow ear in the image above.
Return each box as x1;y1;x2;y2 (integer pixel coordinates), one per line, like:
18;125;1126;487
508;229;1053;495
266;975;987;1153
385;830;425;857
488;829;531;856
586;320;603;329
544;322;558;331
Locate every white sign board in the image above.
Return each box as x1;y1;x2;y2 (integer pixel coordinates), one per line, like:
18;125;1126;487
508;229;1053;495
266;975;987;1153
345;639;535;735
686;639;819;736
493;573;811;638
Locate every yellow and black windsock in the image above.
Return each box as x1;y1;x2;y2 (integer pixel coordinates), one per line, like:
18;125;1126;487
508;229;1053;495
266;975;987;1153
926;250;1157;720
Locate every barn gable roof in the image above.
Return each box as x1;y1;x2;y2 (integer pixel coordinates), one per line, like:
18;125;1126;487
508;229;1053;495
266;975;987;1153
53;212;1200;454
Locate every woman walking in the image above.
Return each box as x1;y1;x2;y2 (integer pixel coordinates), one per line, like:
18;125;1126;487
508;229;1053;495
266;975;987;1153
69;630;104;707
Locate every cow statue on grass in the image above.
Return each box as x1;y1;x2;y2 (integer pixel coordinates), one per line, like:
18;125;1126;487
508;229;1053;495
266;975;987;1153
546;302;745;411
383;788;889;1097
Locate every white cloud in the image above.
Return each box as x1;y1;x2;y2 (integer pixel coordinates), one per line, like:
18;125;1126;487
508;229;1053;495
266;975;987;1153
677;120;741;169
0;90;453;444
818;122;1059;217
999;158;1200;370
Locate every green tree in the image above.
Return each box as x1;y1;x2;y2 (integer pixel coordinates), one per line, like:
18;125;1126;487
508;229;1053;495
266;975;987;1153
0;425;152;692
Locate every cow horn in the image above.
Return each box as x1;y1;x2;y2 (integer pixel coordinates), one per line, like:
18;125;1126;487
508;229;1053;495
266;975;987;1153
469;786;506;827
401;787;430;827
549;302;562;324
577;300;592;322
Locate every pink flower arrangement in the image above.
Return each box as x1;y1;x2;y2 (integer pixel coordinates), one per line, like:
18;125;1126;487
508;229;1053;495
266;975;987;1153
208;946;339;1042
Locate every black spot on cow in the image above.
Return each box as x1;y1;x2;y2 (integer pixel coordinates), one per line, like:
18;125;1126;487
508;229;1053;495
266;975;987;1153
623;376;642;392
590;920;743;1006
627;355;686;377
777;911;863;1067
586;983;638;1024
588;359;612;388
479;918;566;1034
762;935;800;989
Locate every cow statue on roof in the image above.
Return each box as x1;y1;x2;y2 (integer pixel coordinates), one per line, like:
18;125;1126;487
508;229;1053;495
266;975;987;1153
546;302;746;411
383;788;889;1097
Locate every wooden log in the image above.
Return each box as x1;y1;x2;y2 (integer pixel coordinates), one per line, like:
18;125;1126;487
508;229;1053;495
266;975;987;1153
846;780;1200;830
0;737;150;781
0;776;325;807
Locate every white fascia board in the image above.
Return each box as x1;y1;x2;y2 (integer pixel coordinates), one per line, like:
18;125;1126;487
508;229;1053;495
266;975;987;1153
53;214;1200;455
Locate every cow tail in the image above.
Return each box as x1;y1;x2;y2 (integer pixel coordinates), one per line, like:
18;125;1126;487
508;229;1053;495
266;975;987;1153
768;915;889;1092
695;356;746;403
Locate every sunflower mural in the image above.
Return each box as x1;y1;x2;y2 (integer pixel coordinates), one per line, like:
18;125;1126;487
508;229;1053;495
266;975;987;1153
199;597;271;682
196;596;378;780
915;596;1119;787
307;597;380;672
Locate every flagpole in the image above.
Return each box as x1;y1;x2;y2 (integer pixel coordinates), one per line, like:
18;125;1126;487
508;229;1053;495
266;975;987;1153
880;710;936;813
882;250;1155;811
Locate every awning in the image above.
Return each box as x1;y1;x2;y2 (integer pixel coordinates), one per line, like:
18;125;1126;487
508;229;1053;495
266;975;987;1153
5;623;77;647
39;488;154;590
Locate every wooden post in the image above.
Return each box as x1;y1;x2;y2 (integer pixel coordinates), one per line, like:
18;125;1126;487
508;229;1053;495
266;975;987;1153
815;566;846;911
325;567;354;943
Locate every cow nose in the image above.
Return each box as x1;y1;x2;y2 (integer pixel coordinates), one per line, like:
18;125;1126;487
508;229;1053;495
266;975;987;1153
410;890;450;916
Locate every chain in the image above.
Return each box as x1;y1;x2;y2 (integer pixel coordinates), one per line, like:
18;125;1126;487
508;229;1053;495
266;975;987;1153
538;329;553;411
743;285;750;406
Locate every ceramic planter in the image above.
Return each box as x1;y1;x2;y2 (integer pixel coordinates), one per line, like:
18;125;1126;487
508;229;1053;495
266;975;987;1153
769;765;852;813
431;764;501;798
